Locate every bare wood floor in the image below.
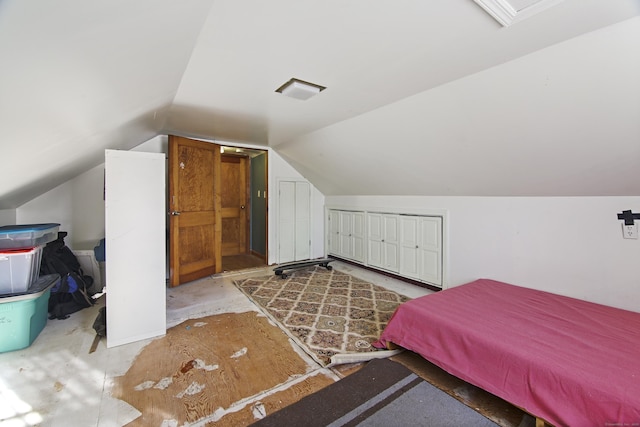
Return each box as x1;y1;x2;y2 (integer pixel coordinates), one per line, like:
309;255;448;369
222;254;267;272
391;351;535;427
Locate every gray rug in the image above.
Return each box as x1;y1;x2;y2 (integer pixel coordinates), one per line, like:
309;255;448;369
252;358;499;427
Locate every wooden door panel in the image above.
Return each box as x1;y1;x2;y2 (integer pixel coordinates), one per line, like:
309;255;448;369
169;136;221;287
176;215;215;280
221;155;248;256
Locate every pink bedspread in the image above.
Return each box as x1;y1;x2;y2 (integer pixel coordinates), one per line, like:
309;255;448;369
374;279;640;427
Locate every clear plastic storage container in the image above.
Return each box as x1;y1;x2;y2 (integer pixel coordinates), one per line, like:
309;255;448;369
0;246;43;295
0;223;60;250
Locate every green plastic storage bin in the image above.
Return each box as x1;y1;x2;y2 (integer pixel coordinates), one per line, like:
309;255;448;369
0;274;59;353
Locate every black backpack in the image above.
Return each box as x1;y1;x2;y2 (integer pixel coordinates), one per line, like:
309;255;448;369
40;232;95;319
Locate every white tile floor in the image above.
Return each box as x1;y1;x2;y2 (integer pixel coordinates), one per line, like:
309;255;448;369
0;261;431;427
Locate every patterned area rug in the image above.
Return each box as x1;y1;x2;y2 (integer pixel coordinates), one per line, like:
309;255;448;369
234;266;410;366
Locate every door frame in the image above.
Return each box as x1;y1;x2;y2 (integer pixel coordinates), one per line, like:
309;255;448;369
220;153;250;257
168;137;270;284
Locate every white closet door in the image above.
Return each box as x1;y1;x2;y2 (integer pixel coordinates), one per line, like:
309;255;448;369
294;182;310;260
351;212;365;263
382;215;399;272
367;213;384;269
278;180;311;263
399;216;420;280
105;149;166;348
328;209;341;256
419;216;442;285
278;181;296;263
338;211;353;258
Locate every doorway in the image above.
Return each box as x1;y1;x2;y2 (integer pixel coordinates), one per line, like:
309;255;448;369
168;136;268;286
220;147;268;272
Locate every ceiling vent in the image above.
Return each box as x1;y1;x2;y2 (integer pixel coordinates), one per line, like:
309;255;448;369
473;0;565;26
276;78;326;100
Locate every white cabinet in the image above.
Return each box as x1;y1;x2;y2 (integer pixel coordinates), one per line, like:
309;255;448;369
328;209;443;288
328;210;365;263
278;181;311;263
399;215;442;285
367;213;399;273
399;216;420;279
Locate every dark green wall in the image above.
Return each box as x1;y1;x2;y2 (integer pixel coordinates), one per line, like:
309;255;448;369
250;153;267;256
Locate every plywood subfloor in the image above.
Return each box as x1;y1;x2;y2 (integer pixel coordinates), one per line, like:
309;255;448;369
112;311;335;426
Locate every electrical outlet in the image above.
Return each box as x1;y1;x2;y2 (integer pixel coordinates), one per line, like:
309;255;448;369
622;223;638;239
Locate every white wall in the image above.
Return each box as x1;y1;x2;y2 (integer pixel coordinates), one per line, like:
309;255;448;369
276;17;640;198
326;195;640;313
0;209;16;225
17;164;105;250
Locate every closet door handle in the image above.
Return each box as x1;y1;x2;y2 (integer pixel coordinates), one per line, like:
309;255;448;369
170;211;181;216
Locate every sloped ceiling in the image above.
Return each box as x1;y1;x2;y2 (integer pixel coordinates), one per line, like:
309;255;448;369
1;0;639;209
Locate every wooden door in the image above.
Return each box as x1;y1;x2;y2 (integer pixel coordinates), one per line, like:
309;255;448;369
168;136;221;287
221;155;248;256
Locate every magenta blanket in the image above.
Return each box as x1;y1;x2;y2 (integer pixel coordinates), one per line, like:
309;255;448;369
374;279;640;427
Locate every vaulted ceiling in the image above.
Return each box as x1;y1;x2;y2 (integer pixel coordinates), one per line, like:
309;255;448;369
1;0;639;209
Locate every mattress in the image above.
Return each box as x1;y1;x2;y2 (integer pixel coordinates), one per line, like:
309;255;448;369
374;279;640;426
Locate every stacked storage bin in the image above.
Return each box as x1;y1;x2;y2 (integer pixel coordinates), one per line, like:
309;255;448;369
0;224;61;352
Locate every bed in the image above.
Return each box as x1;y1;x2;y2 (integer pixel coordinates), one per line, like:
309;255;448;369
373;279;640;427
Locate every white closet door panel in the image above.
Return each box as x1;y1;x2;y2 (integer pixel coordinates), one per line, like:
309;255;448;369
352;212;365;238
278;181;296;263
352;235;365;263
383;242;399;272
339;234;352;258
400;216;419;246
352;212;365;262
383;214;399;272
338;211;352;257
338;211;352;235
399;245;419;279
420;217;442;250
368;213;383;241
399;216;420;279
328;209;340;255
368;241;383;268
419;217;442;284
384;215;398;243
420;249;441;284
105;150;166;348
367;213;383;268
294;182;310;261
